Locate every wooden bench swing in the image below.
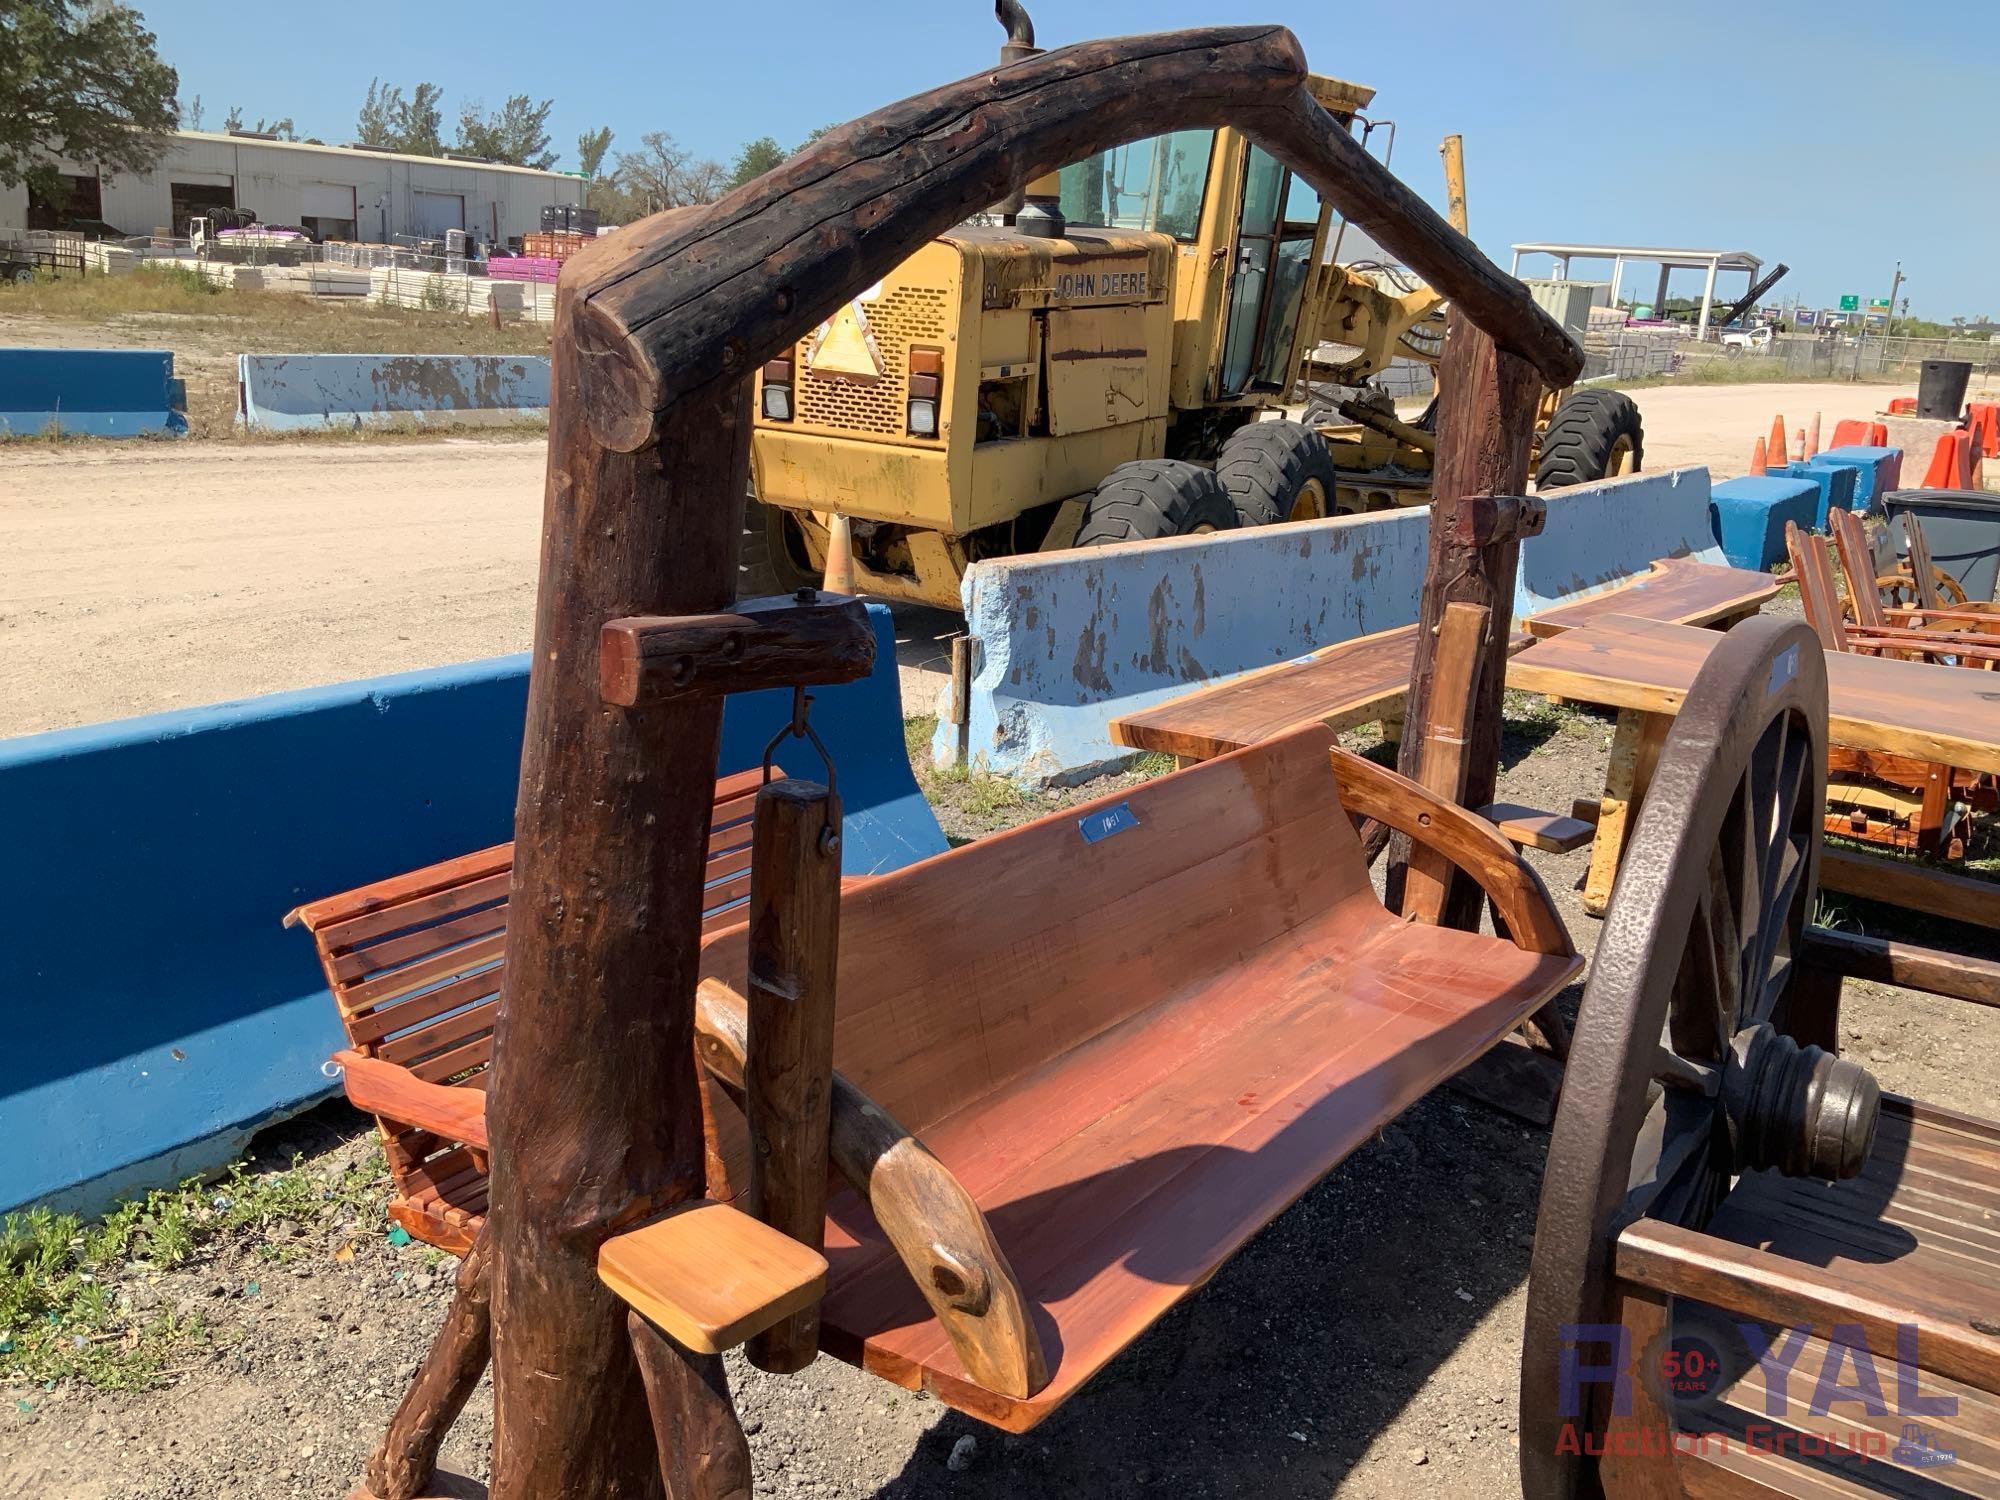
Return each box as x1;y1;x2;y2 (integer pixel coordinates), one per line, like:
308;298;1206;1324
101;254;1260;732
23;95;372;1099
299;24;1603;1500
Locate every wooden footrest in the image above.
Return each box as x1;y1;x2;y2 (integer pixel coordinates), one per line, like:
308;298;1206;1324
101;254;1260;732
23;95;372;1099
599;1199;827;1354
1478;802;1595;853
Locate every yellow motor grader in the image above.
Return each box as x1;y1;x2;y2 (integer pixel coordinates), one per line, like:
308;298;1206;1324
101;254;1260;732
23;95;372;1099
743;4;1641;607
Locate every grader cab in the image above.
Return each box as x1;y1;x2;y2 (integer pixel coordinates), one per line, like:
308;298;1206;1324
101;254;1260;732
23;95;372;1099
744;4;1640;609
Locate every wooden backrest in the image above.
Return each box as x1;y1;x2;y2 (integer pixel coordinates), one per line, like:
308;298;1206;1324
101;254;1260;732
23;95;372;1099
1826;509;1886;629
698;726;1380;1136
1785;521;1848;654
1904;514;1942;609
290;768;770;1087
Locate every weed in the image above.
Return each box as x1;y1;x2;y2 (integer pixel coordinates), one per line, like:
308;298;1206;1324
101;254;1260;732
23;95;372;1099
0;1150;388;1389
420;275;457;314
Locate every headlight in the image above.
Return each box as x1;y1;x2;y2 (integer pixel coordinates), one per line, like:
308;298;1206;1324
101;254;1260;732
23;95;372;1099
762;384;792;421
907;398;937;437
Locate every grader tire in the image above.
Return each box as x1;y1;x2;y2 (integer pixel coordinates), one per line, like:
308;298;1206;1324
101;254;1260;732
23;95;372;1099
1535;389;1644;489
1074;460;1237;547
1214;419;1339;526
737;491;821;600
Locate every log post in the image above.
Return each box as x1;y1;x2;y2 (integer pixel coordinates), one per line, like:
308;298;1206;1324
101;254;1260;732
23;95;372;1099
1389;308;1543;931
743;778;842;1373
1399;601;1490;924
360;1234;492;1500
480;285;750;1497
627;1312;754;1500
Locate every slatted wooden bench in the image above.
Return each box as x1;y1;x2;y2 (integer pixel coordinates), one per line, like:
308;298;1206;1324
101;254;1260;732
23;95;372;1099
682;725;1582;1429
286;768;776;1254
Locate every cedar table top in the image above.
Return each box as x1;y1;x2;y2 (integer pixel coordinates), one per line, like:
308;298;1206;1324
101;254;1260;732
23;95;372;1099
1505;614;2000;774
1521;557;1779;640
1108;624;1432;762
1111;558;1776;766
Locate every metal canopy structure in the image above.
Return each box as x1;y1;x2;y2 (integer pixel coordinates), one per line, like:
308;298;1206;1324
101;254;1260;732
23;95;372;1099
1510;242;1764;340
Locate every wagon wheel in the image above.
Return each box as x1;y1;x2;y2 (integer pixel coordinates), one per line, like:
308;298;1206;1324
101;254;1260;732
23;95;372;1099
1519;616;1883;1500
1876;565;1970;610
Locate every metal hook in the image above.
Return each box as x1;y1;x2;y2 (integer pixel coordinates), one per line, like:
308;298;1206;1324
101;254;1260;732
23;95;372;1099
761;684;839;800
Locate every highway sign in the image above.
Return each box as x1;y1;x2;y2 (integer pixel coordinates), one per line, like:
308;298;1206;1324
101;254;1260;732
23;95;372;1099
1839;294;1860;311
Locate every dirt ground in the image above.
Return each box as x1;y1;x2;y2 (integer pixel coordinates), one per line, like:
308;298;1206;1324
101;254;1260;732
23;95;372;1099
3;379;1996;1499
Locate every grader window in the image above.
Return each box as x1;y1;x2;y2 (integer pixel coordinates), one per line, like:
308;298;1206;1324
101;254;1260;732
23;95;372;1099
1056;128;1215;242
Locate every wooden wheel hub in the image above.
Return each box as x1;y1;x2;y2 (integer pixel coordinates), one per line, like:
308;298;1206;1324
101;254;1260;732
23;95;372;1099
1718;1021;1878;1181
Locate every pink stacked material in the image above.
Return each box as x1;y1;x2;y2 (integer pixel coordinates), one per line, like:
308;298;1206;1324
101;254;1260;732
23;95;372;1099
485;255;561;284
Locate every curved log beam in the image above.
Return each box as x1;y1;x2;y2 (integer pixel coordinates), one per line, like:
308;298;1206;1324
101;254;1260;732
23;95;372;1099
1327;746;1574;959
695;979;1048;1400
564;26;1579;454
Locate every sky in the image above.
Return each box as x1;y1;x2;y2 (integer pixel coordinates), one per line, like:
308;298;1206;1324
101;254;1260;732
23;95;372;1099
138;0;1997;319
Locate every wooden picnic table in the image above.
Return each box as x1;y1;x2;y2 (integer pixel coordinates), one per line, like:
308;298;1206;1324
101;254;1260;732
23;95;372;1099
1520;555;1777;639
1508;613;2000;923
1109;558;1775;765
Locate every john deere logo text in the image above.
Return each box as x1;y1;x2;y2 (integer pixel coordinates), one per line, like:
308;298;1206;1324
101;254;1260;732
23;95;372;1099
1052;271;1147;300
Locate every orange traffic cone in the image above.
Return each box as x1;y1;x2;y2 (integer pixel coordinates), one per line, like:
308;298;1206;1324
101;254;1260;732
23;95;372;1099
822;511;857;595
1768;415;1790;467
1805;412;1821;458
1750;436;1768;476
1795;427;1806;460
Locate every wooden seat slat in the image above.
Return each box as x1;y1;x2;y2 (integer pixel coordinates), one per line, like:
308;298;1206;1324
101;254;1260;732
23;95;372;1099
340;931;509;1012
409;1034;494;1085
375;999;500;1070
346;969;504;1048
331;905;510;984
287;844;513;934
318;872;515;956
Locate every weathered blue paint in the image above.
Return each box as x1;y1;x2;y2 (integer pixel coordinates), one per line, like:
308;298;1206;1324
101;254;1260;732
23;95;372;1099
1;606;941;1215
943;468;1729;785
236;353;551;431
0;347;187;437
1515;466;1726;619
1810;446;1904;515
1708;475;1820;570
1784;460;1858;529
938;509;1433;784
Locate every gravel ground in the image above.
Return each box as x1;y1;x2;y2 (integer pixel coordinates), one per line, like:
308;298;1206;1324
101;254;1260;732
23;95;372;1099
4;695;1992;1500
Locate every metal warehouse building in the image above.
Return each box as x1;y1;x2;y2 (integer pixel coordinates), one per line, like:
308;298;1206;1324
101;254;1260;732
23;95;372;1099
1;130;582;245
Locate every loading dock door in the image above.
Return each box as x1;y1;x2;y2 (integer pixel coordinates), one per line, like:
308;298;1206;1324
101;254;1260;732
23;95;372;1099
411;191;465;237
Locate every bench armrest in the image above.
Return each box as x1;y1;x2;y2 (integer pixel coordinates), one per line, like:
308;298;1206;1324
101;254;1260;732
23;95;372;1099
1327;747;1574;958
599;1199;827;1354
332;1049;489;1152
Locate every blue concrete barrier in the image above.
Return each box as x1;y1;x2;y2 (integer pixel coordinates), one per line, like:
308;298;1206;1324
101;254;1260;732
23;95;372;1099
1811;446;1904;514
939;509;1432;783
1708;475;1819;570
237;353;551;431
1516;466;1726;619
0;606;942;1215
1784;460;1858;529
0;347;187;437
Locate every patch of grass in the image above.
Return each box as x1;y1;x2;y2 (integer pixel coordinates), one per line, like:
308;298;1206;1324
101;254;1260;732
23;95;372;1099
0;1150;388;1390
1611;362;1902;391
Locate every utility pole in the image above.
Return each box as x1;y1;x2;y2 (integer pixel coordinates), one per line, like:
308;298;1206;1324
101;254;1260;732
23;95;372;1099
1884;260;1903;338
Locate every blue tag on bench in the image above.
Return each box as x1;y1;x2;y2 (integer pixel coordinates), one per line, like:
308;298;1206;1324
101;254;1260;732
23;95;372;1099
1078;802;1139;844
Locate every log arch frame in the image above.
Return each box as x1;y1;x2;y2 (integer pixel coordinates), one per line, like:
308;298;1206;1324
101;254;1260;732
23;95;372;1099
476;25;1580;1499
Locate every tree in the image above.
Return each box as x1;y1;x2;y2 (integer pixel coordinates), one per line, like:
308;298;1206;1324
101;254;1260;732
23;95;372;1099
455;94;555;168
793;123;838;155
355;78;444;155
182;94;203;131
575;125;613;179
0;0;180;194
725;135;785;191
613;130;726;213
